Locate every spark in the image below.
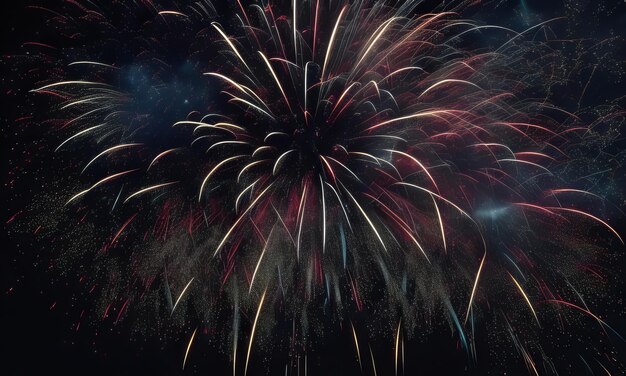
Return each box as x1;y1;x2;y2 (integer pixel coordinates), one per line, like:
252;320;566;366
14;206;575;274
68;61;119;69
418;79;481;98
214;183;274;257
211;22;252;73
199;155;247;202
343;187;387;252
366;110;466;132
123;181;179;204
66;169;139;205
395;318;401;376
319;175;327;253
272;150;295;175
147;148;182;171
249;229;274;293
548;207;623;244
31;80;111;92
159;10;188;18
295;184;309;260
82;143;142;173
353;17;399;73
465;252;487;323
182;327;198;370
172;277;195;315
321;6;347;80
369;346;378;376
55;124;106;151
258;51;293;112
509;273;540;326
350;322;362;372
245;288;268;376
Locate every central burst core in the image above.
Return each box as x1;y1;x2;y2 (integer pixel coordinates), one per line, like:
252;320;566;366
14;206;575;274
292;126;322;170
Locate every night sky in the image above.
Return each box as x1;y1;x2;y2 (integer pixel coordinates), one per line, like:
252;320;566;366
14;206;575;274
2;1;626;375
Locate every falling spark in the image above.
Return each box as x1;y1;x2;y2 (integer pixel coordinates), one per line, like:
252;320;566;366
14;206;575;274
245;288;268;376
350;322;362;372
465;252;487;323
509;273;540;326
182;327;198;370
394;318;401;376
172;277;195;314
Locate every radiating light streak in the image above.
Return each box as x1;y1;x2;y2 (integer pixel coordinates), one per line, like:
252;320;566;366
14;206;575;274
498;158;553;175
312;0;320;60
319;175;327;253
273;149;295;175
509;273;540;326
350;322;362;371
237;161;268;183
292;0;297;61
418;79;481;98
395;318;402;376
380;66;426;82
319;155;337;182
182;327;198;370
124;181;178;204
232;304;240;376
249;229;274;293
547;207;623;244
55;124;106;151
325;156;362;183
211;22;252;73
61;96;110;109
205;72;271;112
295;184;309;261
353;17;399;72
31;80;111;92
325;182;352;230
111;185;123;212
342;186;387;251
245;288;267;376
369;346;378;376
228;97;276;120
82;143;142;173
68;61;119;69
159;10;188;18
172;277;195;314
258;51;293;112
431;195;447;252
465;252;486;323
199;155;247;202
147;148;182;171
272;205;296;246
349;152;381;166
252;146;274;158
66;169;138;205
546;300;623;340
263;132;289;142
363;192;429;261
214;183;274;257
321;6;347;80
109;213;137;246
208;140;250;151
384;149;439;191
366;110;467;132
394;182;472;219
235;179;261;213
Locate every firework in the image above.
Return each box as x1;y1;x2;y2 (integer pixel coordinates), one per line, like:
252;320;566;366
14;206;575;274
8;0;625;374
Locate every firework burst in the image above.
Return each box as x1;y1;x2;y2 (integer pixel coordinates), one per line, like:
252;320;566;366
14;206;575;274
8;0;625;374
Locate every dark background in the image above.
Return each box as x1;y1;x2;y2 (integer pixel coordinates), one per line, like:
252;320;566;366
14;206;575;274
2;1;626;375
